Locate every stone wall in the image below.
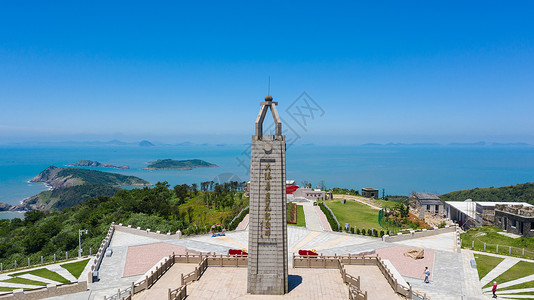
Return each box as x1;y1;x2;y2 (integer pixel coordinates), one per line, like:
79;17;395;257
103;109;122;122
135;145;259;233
0;282;87;300
382;226;456;242
495;209;534;237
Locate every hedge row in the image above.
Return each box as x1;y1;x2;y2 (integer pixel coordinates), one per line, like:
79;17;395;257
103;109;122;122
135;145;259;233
318;202;340;231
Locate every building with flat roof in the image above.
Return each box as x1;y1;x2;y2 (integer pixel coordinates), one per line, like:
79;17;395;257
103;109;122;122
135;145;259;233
291;187;326;201
445;200;478;229
361;188;379;198
445;200;533;230
494;204;534;237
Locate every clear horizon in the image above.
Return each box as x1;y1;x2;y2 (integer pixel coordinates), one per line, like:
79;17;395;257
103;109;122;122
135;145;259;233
1;1;533;144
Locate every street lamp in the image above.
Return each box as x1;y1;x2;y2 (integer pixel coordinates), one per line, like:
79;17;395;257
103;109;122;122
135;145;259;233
78;229;88;258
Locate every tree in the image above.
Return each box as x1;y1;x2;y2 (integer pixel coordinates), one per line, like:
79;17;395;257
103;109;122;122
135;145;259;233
174;184;189;205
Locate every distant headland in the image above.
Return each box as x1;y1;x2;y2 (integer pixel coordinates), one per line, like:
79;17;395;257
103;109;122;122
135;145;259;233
67;160;130;169
142;159;217;170
0;166;151;212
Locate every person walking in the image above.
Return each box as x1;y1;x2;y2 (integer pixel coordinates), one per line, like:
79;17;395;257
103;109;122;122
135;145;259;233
423;267;430;283
492;281;498;298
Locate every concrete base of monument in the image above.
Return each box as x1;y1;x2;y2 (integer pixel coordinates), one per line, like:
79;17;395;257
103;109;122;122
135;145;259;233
186;267;349;299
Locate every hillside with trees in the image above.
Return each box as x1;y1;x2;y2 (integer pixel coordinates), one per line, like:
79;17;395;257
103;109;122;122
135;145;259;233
440;182;534;204
0;181;248;270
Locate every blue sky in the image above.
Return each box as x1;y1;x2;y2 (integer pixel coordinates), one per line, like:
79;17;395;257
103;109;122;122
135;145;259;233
1;1;533;145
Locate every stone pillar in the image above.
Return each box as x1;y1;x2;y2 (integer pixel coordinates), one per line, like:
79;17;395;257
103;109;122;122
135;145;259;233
247;95;288;294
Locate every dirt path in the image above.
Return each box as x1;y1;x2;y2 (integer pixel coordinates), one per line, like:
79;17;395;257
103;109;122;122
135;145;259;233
333;194;382;210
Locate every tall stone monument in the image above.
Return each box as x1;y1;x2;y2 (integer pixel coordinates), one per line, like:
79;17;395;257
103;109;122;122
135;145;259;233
247;95;288;294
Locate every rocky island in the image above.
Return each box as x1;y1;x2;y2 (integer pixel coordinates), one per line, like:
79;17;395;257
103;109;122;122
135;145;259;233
142;159;217;170
67;160;130;169
0;166;152;212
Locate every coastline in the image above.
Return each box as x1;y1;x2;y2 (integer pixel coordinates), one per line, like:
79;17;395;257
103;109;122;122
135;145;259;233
141;166;218;171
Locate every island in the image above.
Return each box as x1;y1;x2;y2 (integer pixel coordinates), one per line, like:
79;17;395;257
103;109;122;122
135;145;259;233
142;159;217;170
67;160;130;169
0;166;152;212
139;140;155;147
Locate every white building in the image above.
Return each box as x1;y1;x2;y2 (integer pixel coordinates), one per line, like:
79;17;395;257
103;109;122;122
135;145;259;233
291;188;326;201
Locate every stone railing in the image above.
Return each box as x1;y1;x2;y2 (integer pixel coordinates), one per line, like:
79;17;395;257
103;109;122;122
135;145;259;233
88;223;115;283
382;225;455;242
375;256;412;298
338;263;367;300
0;281;87;300
455;226;462;253
104;253;246;300
168;285;187;300
293;254;417;299
113;223;182;240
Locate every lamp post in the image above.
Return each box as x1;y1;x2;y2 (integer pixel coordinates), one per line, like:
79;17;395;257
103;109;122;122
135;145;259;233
78;229;88;258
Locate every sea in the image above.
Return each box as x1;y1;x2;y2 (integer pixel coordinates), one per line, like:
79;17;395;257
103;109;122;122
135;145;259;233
1;143;533;220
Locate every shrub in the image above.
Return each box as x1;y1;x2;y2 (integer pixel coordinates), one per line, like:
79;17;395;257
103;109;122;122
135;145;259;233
356;228;361;235
367;229;372;236
380;230;385;237
318;202;340;231
361;228;366;235
373;230;378;237
350;227;355;234
228;207;249;230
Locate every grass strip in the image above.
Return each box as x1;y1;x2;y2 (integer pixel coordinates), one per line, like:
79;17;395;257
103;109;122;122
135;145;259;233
484;261;534;289
474;254;504;280
10;268;69;284
296;205;306;227
60;259;90;279
1;277;47;286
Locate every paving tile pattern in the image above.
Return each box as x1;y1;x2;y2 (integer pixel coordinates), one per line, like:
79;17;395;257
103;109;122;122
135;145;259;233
375;245;435;279
186;267;348;299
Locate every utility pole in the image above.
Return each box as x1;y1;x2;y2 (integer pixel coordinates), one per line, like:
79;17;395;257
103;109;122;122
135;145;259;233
78;229;88;258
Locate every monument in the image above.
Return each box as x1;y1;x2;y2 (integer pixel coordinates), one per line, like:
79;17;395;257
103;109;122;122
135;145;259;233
247;95;289;294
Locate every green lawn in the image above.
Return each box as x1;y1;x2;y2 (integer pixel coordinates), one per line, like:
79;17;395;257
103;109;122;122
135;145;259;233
1;277;48;286
296;205;306;227
512;291;534;296
323;199;381;231
483;260;534;289
499;280;534;291
474;254;504;279
0;287;17;292
10;268;69;284
60;259;90;279
461;227;534;259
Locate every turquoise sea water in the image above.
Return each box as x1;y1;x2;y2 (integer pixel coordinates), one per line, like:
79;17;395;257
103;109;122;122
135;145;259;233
1;144;533;219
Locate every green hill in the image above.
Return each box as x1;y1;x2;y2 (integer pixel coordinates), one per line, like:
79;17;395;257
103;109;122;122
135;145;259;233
18;184;121;211
0;181;248;270
440;182;534;204
30;166;150;189
143;159;217;170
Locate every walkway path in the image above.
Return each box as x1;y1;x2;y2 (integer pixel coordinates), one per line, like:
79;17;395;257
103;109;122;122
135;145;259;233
235;214;249;230
332;194;382;210
314;206;331;231
480;257;520;287
299;202;323;231
471;250;534;263
482;274;534;292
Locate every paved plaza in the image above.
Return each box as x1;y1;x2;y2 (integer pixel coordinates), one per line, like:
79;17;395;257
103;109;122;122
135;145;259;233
34;223;507;300
7;215;528;300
